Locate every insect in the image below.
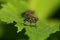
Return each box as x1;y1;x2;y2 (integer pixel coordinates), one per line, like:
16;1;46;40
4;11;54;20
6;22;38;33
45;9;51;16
21;10;35;18
21;10;38;27
23;16;38;27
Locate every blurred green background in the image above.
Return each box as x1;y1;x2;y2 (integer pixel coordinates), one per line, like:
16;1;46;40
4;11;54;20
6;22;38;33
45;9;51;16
0;0;60;40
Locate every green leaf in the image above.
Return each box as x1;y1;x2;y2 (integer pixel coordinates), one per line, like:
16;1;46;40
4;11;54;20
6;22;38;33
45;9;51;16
0;0;59;40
